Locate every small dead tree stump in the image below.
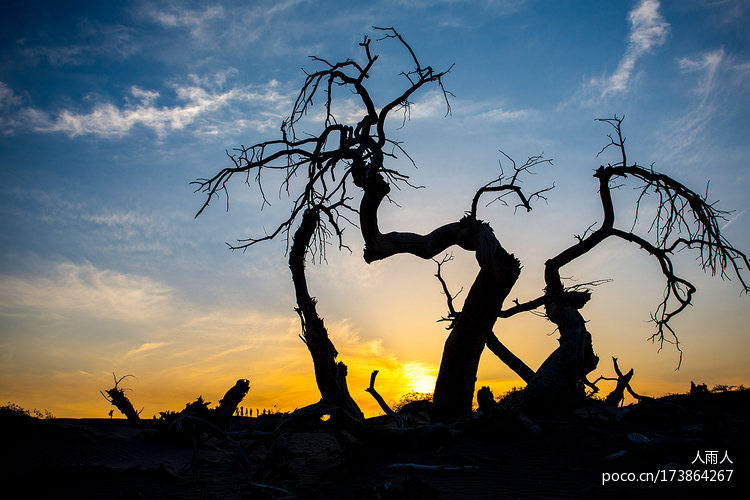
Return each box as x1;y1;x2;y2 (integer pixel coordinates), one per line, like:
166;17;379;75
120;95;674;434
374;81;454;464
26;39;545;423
101;373;143;428
604;357;635;407
212;379;250;429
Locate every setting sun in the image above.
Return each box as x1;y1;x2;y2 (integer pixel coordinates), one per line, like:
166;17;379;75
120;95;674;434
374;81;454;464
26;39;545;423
402;362;437;394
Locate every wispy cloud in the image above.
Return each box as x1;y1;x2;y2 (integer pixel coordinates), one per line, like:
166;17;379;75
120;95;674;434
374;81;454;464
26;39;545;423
0;83;28;134
476;107;532;121
698;0;750;27
0;73;292;138
386;0;527;14
20;20;139;66
658;47;749;159
124;342;171;358
0;261;173;325
140;0;310;54
571;0;670;106
721;209;748;231
382;90;533;126
303;98;368;127
296;89;525;131
145;5;227;30
0;82;23;108
677;48;725;102
604;0;670;95
0;187;179;253
406;91;452;120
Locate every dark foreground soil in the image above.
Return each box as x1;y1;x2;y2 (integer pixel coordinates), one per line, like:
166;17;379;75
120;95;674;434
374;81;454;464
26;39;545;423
2;391;749;499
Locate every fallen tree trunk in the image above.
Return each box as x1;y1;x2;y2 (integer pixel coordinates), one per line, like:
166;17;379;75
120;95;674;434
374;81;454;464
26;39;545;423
231;399;458;481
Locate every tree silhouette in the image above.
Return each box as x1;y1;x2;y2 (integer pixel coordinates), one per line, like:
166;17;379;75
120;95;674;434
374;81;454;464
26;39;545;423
194;29;749;424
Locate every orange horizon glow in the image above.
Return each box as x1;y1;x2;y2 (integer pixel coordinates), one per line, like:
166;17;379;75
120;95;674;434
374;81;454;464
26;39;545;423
4;354;745;420
2;254;749;420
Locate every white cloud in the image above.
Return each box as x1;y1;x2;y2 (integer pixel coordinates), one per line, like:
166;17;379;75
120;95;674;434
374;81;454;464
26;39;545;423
721;209;747;231
700;0;750;26
124;342;171;358
303;91;454;127
141;1;309;53
658;103;716;159
387;0;527;14
0;83;28;134
0;74;293;138
0;188;187;256
406;91;451;120
380;90;533;126
44;85;236;137
572;0;670;106
0;82;23;108
477;107;532;121
607;0;670;94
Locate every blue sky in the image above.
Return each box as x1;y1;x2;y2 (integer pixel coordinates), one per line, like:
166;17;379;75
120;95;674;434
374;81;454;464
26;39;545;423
1;0;749;417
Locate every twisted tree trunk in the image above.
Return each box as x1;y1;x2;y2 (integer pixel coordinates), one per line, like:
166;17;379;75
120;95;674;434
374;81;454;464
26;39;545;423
289;209;364;422
359;172;521;423
520;291;599;416
432;236;520;423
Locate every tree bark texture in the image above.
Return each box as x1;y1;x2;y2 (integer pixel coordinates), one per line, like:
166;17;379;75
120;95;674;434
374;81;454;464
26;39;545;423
359;173;521;423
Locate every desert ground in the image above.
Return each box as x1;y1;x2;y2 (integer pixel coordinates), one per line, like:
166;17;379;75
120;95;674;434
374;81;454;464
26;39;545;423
2;388;748;499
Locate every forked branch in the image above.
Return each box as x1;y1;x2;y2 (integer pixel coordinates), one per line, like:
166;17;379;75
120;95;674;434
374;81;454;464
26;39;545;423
470;152;553;220
193;28;452;261
433;253;462;328
542;116;749;364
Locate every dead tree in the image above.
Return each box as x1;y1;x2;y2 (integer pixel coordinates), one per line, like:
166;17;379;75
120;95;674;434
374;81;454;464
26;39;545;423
195;29;748;424
290;208;364;422
509;116;750;415
604;358;635;407
194;28;540;424
101;373;144;428
212;379;250;429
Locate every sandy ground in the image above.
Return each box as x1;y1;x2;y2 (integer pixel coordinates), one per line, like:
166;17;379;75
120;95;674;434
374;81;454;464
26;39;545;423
2;392;748;499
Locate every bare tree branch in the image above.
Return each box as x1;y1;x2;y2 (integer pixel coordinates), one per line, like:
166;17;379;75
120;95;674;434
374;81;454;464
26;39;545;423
433;253;462;328
542;116;749;365
470;152;553;220
365;370;404;428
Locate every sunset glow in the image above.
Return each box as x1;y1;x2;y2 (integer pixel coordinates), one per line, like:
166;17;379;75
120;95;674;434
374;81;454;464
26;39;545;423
402;362;439;395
